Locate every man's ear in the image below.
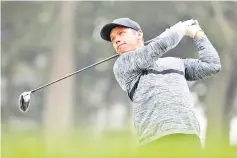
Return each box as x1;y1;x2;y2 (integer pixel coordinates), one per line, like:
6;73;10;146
137;30;143;40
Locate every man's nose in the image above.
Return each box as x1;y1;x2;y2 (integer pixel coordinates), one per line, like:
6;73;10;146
115;37;122;45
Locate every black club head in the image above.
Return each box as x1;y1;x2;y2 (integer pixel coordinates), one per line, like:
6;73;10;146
19;92;31;112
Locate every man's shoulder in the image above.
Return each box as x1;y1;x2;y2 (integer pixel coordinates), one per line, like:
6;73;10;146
113;54;126;73
113;53;130;69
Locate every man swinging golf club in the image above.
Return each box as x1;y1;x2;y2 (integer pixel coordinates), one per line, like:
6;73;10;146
100;17;221;157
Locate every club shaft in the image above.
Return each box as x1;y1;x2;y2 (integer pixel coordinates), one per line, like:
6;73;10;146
30;39;153;93
31;54;119;93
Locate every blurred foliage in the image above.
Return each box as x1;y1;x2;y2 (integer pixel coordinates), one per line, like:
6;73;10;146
1;129;237;158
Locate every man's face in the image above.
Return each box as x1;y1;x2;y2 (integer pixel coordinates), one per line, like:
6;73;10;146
110;26;143;55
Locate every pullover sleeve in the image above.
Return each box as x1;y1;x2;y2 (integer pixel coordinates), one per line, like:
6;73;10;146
183;35;221;81
113;28;184;92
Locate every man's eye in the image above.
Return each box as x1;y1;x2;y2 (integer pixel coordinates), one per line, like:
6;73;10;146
119;31;125;35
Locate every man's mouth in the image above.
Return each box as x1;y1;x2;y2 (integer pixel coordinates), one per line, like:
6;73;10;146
117;43;126;50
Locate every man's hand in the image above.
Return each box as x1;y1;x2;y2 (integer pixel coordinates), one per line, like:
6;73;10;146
169;19;198;37
183;19;197;27
185;21;204;38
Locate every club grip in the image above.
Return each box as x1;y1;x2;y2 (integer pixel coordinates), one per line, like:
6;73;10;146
192;20;199;25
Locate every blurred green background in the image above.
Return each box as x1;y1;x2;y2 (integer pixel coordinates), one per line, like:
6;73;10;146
1;1;237;158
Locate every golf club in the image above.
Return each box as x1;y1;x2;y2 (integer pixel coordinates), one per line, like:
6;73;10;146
18;42;147;113
19;20;198;112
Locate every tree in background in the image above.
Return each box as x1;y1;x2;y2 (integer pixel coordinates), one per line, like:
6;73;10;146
42;1;77;156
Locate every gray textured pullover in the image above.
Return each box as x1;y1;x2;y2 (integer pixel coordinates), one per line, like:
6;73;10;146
113;28;221;146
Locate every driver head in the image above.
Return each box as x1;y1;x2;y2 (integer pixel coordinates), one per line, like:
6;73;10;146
19;91;31;112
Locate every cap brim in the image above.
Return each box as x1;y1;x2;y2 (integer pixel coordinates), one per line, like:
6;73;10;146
100;23;127;42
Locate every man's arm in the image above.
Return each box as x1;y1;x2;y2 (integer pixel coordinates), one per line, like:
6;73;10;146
113;25;186;92
113;20;195;93
183;32;221;81
120;26;185;71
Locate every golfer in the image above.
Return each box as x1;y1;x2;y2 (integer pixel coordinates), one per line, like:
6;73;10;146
100;17;221;157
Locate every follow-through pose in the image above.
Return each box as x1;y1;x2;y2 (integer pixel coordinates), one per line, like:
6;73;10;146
100;17;221;157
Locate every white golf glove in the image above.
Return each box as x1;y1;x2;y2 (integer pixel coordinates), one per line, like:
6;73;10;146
170;19;202;38
162;19;202;39
186;24;203;38
183;19;197;27
169;21;186;35
169;19;197;36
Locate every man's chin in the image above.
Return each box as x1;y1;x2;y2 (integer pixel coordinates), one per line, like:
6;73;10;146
117;51;127;55
117;49;130;55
